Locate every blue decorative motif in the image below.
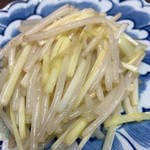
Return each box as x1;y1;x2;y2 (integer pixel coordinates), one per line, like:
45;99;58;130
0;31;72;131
108;5;150;38
122;121;150;148
83;137;103;150
143;51;150;65
142;107;150;112
117;131;136;150
0;0;150;150
112;135;124;150
0;141;3;149
139;73;150;94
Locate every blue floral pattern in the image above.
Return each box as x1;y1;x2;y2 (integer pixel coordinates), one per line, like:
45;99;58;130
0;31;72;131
0;0;150;149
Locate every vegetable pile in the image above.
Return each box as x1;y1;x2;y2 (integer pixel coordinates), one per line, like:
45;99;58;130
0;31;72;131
0;5;149;150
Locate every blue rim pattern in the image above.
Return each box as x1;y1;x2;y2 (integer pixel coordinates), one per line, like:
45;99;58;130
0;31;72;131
0;0;150;149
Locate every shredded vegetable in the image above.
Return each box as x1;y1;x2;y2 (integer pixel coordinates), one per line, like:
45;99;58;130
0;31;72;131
0;5;149;150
